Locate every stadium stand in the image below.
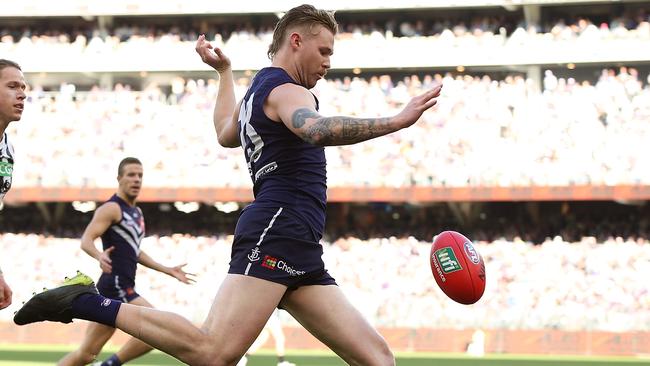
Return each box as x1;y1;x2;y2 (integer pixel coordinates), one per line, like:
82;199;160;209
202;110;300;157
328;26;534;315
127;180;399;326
1;0;649;357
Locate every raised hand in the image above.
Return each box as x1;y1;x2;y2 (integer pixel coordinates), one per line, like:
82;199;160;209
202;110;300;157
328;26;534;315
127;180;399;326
195;34;231;72
394;84;443;129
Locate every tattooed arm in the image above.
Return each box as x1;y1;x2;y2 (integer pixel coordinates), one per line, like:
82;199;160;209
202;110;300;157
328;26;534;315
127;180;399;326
266;83;442;146
288;108;394;146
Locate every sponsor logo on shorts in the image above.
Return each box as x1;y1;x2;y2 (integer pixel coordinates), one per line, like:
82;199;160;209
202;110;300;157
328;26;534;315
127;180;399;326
463;241;480;264
262;255;278;269
248;247;261;261
126;288;135;296
435;247;463;274
261;255;306;276
277;260;306;276
101;298;112;307
0;162;12;177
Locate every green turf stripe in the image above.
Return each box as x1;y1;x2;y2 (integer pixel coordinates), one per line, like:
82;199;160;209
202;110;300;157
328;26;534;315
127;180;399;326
1;345;649;366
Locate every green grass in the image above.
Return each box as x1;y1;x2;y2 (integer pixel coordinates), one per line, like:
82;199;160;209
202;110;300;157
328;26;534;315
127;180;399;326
1;344;649;365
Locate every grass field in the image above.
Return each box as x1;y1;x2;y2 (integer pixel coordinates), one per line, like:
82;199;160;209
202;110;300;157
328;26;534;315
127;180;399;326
1;345;650;366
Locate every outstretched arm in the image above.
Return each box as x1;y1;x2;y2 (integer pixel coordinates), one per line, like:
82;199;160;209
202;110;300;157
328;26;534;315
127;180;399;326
268;83;442;146
138;251;195;284
195;34;241;148
80;202;121;273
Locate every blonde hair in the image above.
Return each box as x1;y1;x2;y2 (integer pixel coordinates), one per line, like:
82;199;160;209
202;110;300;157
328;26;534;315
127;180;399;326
267;4;338;60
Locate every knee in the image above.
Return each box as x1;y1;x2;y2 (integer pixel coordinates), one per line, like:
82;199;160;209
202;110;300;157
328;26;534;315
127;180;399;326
363;342;394;366
184;342;244;366
384;352;396;366
78;350;100;365
376;345;395;366
202;350;245;366
188;355;243;366
348;342;395;366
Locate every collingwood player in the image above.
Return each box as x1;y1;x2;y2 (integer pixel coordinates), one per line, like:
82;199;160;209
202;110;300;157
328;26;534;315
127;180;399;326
0;59;26;310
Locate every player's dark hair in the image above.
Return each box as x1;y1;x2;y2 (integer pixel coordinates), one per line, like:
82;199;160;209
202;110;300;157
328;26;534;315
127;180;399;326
0;59;21;72
267;4;338;60
117;157;142;177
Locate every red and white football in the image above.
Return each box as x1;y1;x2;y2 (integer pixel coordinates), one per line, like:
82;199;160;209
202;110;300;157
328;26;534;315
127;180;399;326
430;231;486;305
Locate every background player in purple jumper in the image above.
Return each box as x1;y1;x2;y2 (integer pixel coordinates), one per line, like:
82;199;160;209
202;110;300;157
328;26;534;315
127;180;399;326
57;157;195;366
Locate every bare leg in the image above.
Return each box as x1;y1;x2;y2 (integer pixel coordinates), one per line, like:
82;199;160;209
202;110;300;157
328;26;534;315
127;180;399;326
281;285;394;366
113;275;287;366
247;327;269;354
57;322;116;366
110;296;155;363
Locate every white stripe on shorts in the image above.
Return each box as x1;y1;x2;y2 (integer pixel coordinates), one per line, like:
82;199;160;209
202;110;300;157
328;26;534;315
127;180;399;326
245;207;283;276
114;275;128;302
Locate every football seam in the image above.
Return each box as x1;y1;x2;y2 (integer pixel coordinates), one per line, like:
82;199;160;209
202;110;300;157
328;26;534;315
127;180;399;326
450;232;477;303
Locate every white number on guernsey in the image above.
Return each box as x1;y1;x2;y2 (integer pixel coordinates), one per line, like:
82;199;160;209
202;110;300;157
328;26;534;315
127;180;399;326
238;93;264;166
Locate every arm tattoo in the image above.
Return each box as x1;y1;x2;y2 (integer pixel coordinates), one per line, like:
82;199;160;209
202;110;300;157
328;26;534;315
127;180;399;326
306;119;335;145
291;108;320;129
342;119;366;140
291;108;393;146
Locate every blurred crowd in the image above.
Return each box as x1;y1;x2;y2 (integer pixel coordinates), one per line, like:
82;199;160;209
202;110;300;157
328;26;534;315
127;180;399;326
1;9;650;74
1;8;649;51
1;232;648;331
6;66;650;188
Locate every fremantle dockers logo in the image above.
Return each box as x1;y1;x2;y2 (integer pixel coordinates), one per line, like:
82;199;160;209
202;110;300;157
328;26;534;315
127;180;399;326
248;247;261;261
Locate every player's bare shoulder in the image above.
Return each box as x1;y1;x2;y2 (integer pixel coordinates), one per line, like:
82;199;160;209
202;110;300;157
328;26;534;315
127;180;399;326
93;201;122;223
265;83;315;123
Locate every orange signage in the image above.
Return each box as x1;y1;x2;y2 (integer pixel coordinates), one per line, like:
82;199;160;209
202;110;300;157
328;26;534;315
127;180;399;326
3;185;650;203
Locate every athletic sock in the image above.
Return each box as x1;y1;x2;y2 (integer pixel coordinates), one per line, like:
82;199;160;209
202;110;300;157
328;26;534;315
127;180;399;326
101;354;122;366
71;293;122;327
